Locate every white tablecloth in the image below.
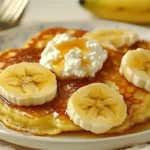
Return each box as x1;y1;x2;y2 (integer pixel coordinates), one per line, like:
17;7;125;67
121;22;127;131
0;0;150;149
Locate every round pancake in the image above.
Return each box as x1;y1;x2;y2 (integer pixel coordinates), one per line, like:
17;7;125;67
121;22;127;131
0;28;150;135
24;27;87;49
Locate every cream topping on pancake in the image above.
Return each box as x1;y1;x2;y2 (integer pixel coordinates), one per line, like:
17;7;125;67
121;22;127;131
40;34;108;79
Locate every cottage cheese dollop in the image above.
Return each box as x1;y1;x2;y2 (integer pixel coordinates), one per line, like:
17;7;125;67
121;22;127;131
40;33;108;79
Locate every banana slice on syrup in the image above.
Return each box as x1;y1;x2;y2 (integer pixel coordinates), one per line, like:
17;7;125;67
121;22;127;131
83;29;139;50
67;83;127;134
120;48;150;92
0;62;57;106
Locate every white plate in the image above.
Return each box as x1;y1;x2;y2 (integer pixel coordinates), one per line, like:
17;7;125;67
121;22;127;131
0;20;150;150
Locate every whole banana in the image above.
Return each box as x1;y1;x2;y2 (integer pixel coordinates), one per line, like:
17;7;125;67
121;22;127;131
79;0;150;24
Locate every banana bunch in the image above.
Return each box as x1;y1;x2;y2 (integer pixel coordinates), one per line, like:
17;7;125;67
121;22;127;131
79;0;150;24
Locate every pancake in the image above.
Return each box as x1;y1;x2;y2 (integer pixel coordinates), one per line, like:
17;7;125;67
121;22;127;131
0;28;150;135
24;27;87;49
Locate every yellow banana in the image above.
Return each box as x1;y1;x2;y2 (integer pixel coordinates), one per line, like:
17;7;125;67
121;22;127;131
67;83;127;134
79;0;150;24
0;62;57;106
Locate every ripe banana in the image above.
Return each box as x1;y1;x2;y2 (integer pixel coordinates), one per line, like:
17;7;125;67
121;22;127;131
67;83;127;134
83;29;139;50
0;62;57;106
120;48;150;92
80;0;150;24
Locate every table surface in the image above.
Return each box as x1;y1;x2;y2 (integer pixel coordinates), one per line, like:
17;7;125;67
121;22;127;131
0;0;150;150
22;0;92;23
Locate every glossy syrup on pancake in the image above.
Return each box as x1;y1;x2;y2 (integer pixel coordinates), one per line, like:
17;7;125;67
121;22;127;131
1;28;150;135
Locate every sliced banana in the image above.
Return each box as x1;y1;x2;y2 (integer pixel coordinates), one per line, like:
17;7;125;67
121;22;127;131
83;29;139;50
67;83;127;134
120;48;150;92
0;62;57;106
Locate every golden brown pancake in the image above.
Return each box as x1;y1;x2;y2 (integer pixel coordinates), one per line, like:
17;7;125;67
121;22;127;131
24;27;87;49
0;28;150;135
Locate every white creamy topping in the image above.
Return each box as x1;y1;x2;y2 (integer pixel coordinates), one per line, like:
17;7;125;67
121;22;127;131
40;33;108;79
40;34;73;68
49;33;74;45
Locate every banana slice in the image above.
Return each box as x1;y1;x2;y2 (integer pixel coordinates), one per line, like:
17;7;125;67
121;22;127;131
67;83;127;134
120;48;150;92
0;62;57;106
83;29;139;50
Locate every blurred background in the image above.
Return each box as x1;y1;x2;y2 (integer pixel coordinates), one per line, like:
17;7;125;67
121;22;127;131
0;0;94;30
0;0;150;30
18;0;150;26
22;0;92;24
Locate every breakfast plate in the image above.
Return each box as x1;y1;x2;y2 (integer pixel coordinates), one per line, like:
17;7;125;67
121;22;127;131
0;20;150;150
